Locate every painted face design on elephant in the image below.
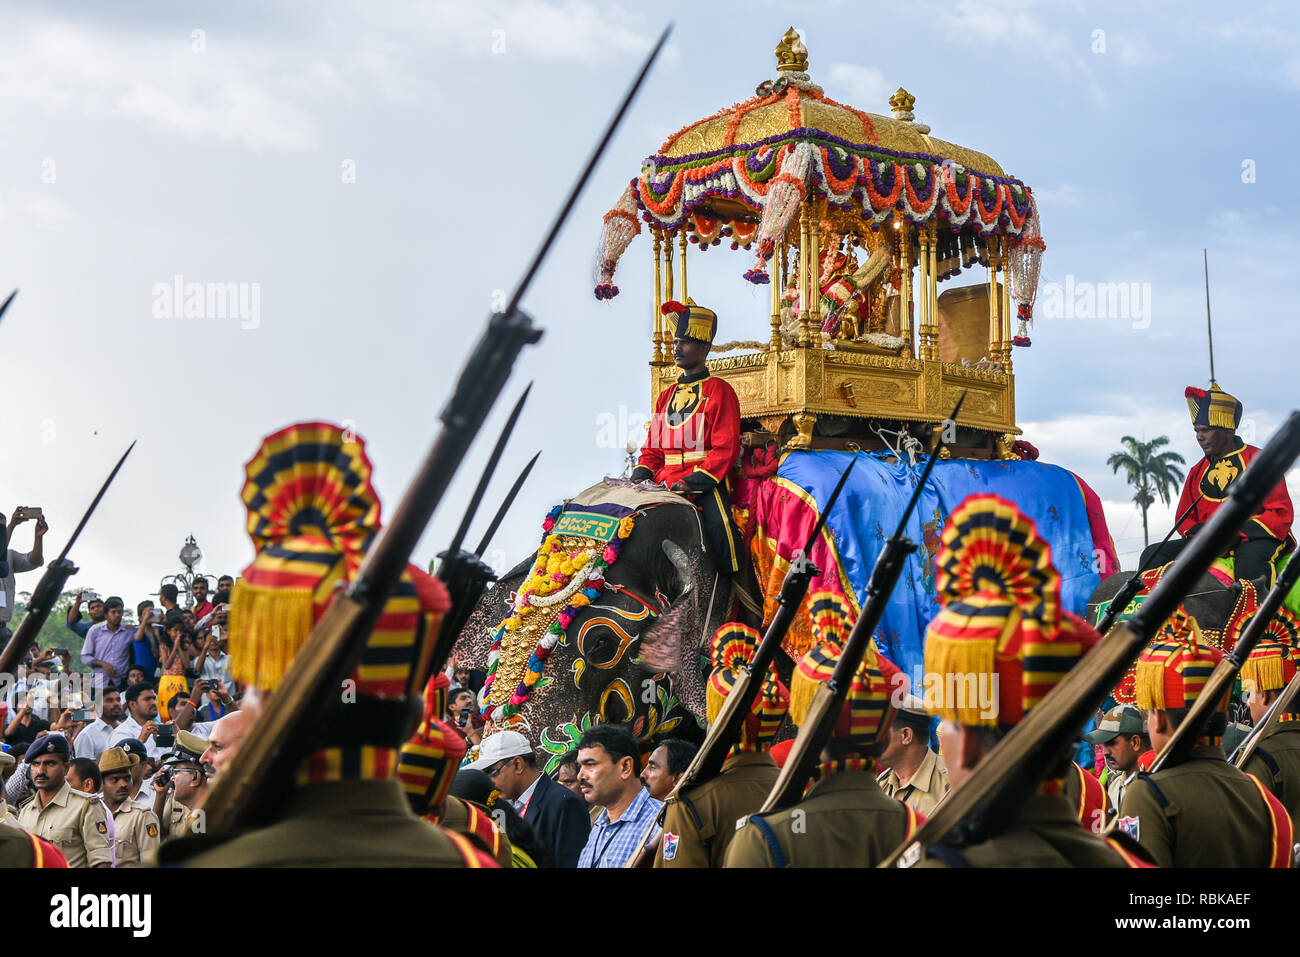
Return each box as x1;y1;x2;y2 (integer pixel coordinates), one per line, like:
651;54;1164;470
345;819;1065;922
458;494;727;774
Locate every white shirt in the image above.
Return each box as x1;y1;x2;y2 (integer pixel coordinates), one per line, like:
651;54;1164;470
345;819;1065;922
199;653;233;689
0;548;40;625
73;718;122;761
513;774;542;816
5;674;55;721
111;714;165;760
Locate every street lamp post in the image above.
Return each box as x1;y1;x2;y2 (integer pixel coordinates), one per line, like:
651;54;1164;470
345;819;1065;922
159;534;210;610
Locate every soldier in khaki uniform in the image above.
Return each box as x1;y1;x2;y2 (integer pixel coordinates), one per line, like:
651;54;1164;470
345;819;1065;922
1118;611;1294;867
99;746;161;867
877;696;948;818
911;496;1150;868
1236;604;1300;823
16;734;113;868
655;622;786;868
726;594;923;867
159;422;495;868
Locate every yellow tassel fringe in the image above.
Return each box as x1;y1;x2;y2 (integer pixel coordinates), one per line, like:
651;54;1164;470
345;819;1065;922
229;580;317;692
1134;659;1167;711
1241;657;1285;695
923;633;996;726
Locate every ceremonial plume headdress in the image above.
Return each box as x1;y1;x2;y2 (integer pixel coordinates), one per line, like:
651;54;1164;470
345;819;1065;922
923;494;1099;727
707;622;789;750
230;422;450;733
790;591;904;750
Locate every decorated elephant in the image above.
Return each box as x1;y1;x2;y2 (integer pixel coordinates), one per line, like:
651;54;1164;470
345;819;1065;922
457;450;1117;768
455;481;732;772
1084;564;1258;654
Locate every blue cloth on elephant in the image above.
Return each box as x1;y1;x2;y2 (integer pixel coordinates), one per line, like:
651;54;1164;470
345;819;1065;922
773;450;1105;682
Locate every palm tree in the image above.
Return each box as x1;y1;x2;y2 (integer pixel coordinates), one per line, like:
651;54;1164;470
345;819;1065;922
1107;435;1187;548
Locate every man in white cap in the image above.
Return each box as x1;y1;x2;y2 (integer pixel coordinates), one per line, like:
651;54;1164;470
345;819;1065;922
465;730;589;867
876;694;949;817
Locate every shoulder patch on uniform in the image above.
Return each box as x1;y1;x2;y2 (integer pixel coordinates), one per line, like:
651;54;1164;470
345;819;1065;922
661;832;680;861
1116;815;1139;840
96;820;107;834
147;823;158;838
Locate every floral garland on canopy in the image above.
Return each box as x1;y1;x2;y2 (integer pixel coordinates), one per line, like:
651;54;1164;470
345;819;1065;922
595;130;1037;298
479;504;636;725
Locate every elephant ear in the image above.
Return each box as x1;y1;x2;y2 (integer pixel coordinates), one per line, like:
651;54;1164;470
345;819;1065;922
637;541;699;673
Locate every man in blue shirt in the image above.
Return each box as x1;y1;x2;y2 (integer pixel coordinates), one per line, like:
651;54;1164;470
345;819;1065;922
65;591;105;640
81;597;134;691
575;724;662;868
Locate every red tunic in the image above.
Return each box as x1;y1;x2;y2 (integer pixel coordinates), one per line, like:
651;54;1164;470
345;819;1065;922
638;372;741;490
1176;441;1293;544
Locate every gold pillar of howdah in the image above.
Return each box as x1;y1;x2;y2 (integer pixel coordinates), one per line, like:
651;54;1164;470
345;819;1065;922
1000;237;1013;370
652;230;663;363
769;239;782;350
927;222;939;361
678;230;688;307
987;233;1000;361
662;236;674;358
898;220;913;357
914;224;928;359
808;199;821;338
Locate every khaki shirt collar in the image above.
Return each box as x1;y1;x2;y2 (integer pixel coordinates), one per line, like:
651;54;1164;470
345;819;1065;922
45;780;73;810
887;748;941;794
723;750;776;771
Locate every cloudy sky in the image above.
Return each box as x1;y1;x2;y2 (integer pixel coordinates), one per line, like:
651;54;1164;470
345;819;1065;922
1;0;1297;605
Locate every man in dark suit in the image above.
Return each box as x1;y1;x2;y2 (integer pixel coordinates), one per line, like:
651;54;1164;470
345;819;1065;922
466;730;589;867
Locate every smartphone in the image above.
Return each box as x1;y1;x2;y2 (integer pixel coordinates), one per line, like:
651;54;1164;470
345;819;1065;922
156;724;176;748
71;709;94;723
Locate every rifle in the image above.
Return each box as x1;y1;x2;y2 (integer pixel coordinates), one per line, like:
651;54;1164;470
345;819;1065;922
198;26;672;836
0;442;136;677
624;455;857;867
427;449;542;687
758;395;966;815
1095;493;1205;635
883;410;1300;866
421;384;533;693
1138;546;1300;777
1233;670;1300;769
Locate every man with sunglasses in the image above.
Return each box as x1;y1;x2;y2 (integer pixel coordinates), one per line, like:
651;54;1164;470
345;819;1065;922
465;730;588;867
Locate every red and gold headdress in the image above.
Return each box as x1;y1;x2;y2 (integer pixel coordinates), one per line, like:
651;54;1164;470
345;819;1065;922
230;422;449;704
923;495;1098;727
707;622;789;750
1224;583;1300;694
397;673;467;816
1185;383;1242;430
790;592;902;750
1135;609;1225;713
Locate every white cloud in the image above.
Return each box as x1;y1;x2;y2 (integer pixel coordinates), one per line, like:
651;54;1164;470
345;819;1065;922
1111;33;1163;66
1032;184;1082;208
827;64;889;111
0;190;72;232
0;20;330;152
1285;58;1300;90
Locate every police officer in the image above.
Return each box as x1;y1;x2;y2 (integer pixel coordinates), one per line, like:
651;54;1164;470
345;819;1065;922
877;695;948;817
1118;610;1292;867
913;496;1149;868
98;747;161;867
655;623;786;868
15;734;113;867
726;594;923;867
